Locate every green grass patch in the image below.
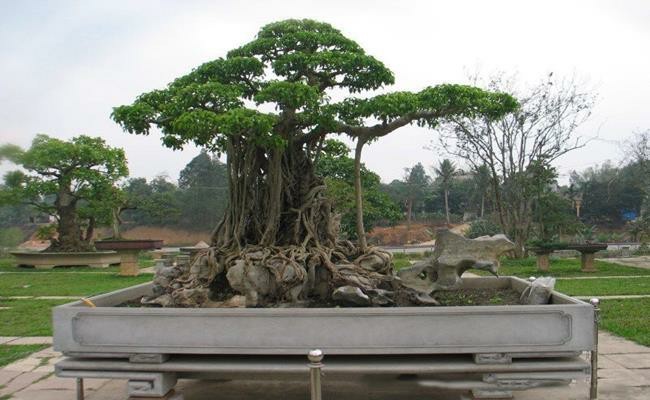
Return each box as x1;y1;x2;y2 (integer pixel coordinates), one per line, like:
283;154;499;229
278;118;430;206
0;273;152;297
487;258;650;278
600;298;650;346
392;252;426;261
393;258;414;271
0;344;49;367
0;299;69;336
555;277;650;296
0;257;154;273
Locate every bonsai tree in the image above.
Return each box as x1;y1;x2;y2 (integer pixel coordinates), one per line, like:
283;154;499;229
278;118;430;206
0;135;128;252
112;19;517;306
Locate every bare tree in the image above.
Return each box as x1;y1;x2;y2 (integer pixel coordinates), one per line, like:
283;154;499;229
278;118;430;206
437;73;596;257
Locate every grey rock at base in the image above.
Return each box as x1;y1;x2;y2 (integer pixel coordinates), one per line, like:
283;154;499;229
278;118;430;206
142;293;174;307
398;229;515;293
172;288;209;307
226;260;275;307
366;288;394;306
332;285;371;306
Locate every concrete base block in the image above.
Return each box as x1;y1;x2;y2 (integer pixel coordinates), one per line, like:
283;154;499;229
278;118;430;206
127;372;176;397
129;389;184;399
471;389;513;399
474;353;512;365
129;354;170;364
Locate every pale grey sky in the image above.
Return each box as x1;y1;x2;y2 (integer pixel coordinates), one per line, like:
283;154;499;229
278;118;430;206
1;0;649;183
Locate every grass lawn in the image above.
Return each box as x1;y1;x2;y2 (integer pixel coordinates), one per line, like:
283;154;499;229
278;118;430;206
600;298;650;347
494;257;650;278
0;299;69;336
0;273;152;297
393;258;414;270
555;277;650;296
0;344;49;367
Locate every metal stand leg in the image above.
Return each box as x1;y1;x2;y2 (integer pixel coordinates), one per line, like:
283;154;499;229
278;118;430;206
590;298;600;400
308;349;324;400
76;377;84;400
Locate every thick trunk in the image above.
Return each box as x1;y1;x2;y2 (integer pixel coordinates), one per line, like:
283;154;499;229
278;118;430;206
211;139;337;250
53;202;86;252
85;216;96;242
353;140;367;252
111;208;121;239
513;233;526;259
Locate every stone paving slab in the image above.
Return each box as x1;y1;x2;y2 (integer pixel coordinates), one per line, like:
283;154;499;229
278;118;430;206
4;336;53;345
602;256;650;270
0;371;51;397
599;332;650;354
605;353;650;369
0;336;19;344
0;369;22;385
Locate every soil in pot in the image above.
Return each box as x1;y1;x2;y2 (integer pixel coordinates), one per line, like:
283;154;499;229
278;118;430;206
116;288;522;308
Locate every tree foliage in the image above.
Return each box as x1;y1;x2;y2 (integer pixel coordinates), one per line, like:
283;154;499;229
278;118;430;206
438;73;595;256
0;135;128;251
178;151;229;230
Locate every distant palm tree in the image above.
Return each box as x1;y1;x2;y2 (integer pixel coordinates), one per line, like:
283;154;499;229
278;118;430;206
472;164;491;218
435;159;457;225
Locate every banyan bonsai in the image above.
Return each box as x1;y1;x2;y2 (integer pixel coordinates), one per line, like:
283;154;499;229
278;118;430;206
112;19;518;307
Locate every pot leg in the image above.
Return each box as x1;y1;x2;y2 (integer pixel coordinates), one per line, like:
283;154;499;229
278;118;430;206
536;254;550;272
119;250;141;276
127;372;177;398
581;252;597;272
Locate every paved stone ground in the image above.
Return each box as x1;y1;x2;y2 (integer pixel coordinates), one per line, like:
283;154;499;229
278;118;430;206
600;256;650;270
1;332;648;400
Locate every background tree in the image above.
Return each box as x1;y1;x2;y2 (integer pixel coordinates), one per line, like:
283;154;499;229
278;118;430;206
0;135;128;251
111;19;516;306
471;164;491;218
315;140;401;240
119;176;182;228
438;73;595;257
178;150;229;231
570;161;645;227
402;163;431;224
433;159;457;224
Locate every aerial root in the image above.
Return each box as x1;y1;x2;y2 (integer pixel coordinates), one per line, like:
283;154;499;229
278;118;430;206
143;241;433;308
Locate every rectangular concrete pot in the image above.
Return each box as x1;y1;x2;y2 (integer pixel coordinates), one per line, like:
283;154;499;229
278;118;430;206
11;251;120;269
53;277;595;357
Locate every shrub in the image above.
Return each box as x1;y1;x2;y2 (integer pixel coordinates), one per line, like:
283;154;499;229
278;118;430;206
35;224;56;240
466;219;502;239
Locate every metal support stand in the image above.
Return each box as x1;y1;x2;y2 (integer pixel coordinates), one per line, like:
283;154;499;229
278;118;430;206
308;349;324;400
76;377;84;400
590;298;600;400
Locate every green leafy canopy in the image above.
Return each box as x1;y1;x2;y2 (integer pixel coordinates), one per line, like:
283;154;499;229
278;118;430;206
112;19;518;153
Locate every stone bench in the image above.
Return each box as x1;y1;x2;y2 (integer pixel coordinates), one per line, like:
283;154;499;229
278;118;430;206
530;244;608;272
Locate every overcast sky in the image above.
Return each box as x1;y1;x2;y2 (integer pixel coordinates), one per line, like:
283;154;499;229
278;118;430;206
1;0;649;184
